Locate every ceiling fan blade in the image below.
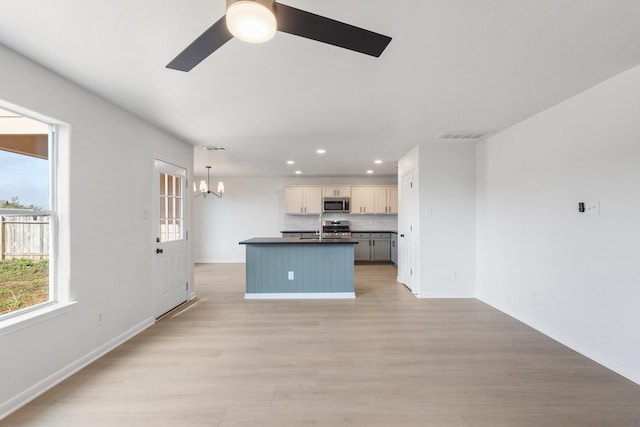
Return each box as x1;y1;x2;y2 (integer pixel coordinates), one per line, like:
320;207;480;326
275;3;391;57
166;16;232;72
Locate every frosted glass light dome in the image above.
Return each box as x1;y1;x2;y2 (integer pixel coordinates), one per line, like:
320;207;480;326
226;0;276;43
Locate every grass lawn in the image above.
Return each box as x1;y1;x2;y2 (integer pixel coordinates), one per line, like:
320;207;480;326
0;259;49;316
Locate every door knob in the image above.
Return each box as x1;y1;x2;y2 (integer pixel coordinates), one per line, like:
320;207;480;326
400;234;405;237
156;248;163;254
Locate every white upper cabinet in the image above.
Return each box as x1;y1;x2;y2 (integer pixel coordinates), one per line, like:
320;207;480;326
352;186;398;214
304;187;322;214
351;187;376;214
284;186;322;215
323;186;351;198
285;185;396;215
387;186;398;214
375;186;398;214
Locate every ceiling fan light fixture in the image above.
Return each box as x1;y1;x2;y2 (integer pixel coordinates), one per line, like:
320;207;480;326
226;0;276;44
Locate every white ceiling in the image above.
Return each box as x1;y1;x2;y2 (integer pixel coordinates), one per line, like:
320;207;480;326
1;0;639;177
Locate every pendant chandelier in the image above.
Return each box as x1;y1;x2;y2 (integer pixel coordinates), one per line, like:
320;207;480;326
194;166;224;198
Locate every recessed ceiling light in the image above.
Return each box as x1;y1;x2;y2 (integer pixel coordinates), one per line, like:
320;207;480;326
295;170;302;174
203;146;228;151
316;149;326;154
374;160;382;164
366;170;374;174
286;160;295;165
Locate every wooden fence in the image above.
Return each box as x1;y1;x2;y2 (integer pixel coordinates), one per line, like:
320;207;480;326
0;215;49;260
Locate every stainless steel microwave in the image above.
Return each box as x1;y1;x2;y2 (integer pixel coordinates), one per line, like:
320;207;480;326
323;199;350;213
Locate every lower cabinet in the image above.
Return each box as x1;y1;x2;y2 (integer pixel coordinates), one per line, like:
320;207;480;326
390;233;398;265
353;232;372;261
282;232;317;238
353;232;392;262
371;233;391;261
282;232;302;238
283;231;394;263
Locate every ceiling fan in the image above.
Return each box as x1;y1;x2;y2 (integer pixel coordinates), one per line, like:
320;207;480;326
166;0;392;72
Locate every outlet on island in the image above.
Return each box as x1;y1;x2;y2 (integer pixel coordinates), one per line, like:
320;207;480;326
288;271;294;280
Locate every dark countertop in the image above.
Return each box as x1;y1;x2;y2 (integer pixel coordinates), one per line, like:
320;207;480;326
282;230;397;234
350;230;398;233
240;237;358;245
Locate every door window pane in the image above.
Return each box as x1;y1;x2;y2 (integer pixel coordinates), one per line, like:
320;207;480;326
159;172;183;242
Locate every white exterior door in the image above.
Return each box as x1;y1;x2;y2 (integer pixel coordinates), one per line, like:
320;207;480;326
153;159;188;317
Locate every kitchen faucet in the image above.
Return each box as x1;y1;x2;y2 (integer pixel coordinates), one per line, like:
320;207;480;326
318;212;323;241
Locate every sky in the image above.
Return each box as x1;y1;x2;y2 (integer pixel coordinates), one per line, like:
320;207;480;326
0;150;49;209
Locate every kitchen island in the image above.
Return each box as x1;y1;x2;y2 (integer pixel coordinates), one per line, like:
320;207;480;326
239;237;358;299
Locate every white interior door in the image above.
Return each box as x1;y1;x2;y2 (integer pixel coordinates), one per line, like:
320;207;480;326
153;159;188;317
399;170;415;293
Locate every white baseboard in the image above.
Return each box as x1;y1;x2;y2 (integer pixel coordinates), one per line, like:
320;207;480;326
245;292;356;300
478;296;640;386
418;291;476;298
195;258;245;264
0;317;155;420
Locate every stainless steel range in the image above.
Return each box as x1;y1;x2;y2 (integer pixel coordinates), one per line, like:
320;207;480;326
322;220;352;239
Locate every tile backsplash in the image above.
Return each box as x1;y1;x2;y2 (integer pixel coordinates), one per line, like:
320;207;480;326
283;213;397;232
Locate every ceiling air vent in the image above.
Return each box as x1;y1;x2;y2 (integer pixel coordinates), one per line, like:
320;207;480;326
202;146;228;151
436;130;492;141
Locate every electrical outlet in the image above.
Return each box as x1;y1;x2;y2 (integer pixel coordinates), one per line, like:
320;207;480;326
96;310;103;325
288;271;294;280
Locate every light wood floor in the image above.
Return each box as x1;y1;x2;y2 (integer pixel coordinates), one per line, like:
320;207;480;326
5;263;640;426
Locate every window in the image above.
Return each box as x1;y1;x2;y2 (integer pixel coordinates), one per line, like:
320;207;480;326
159;172;183;242
0;107;55;319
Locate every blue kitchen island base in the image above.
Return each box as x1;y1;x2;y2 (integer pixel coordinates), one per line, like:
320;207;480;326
239;238;357;299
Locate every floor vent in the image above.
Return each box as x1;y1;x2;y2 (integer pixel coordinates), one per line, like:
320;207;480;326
436;130;492;140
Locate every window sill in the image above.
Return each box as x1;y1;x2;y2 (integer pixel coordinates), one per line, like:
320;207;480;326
0;301;77;337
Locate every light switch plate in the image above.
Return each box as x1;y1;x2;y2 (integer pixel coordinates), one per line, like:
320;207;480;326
586;201;600;215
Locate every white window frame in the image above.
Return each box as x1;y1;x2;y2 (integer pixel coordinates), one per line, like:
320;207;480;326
0;110;73;335
159;170;185;243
